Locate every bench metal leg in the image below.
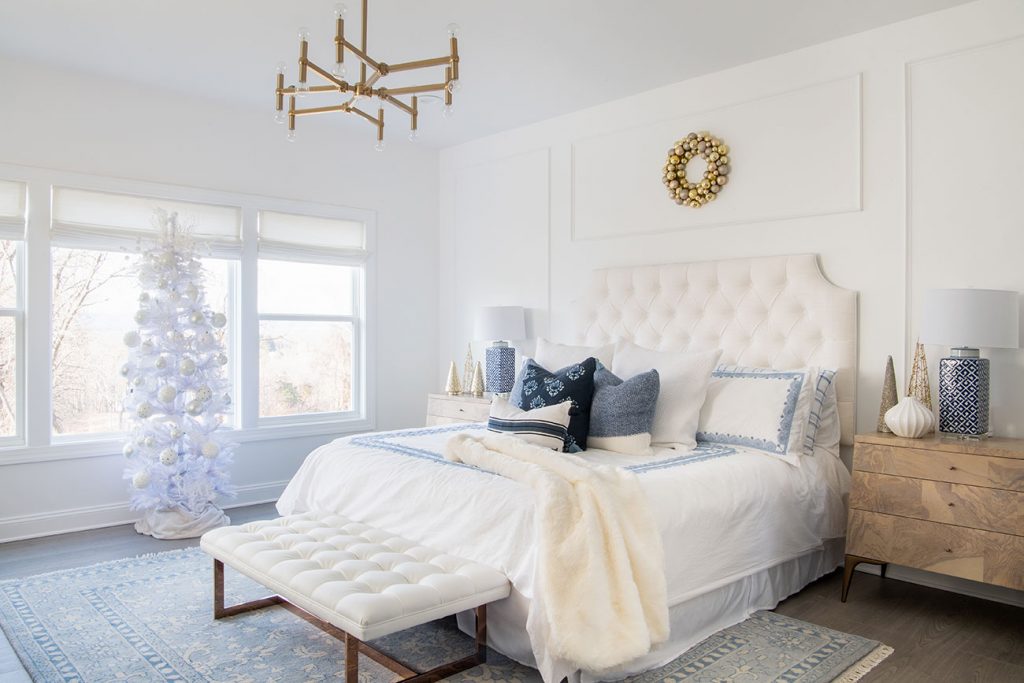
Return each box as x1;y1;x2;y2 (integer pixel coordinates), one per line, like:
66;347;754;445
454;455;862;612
212;558;491;681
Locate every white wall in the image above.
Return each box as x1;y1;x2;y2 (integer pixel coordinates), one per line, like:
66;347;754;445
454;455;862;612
440;0;1024;444
0;57;440;540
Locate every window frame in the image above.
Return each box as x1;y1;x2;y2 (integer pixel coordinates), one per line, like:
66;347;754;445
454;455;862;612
0;239;25;447
0;162;376;464
256;256;364;426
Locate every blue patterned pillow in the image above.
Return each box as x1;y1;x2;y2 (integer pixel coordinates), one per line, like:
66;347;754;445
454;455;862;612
512;358;597;451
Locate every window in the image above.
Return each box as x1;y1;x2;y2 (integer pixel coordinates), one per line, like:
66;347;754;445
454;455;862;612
0;165;374;454
50;187;240;437
0;180;26;442
257;210;366;422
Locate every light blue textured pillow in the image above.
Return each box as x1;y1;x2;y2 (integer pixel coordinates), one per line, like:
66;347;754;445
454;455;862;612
587;367;660;455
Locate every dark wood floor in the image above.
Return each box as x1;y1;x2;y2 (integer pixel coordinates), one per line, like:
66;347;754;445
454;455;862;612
775;568;1024;682
3;503;1023;682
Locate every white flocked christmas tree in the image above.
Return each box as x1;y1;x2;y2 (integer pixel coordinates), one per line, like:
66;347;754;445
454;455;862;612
121;210;234;539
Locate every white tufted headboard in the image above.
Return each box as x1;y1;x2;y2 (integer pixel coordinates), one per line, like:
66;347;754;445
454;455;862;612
573;254;858;445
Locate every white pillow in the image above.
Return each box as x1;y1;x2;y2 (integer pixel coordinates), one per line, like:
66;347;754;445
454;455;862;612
696;365;823;466
486;396;572;451
611;340;721;449
534;338;615;370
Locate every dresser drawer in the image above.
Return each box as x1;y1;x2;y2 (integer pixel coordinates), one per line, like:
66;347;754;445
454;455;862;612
854;442;1024;492
847;509;1024;590
850;471;1024;536
426;397;491;422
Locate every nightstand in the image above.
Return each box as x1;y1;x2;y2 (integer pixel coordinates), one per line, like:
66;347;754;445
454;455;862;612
425;393;491;426
843;432;1024;601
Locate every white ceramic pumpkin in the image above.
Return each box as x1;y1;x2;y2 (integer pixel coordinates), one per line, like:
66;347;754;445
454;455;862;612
884;396;936;438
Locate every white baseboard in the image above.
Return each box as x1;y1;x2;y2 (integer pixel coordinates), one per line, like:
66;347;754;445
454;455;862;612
854;562;1024;608
0;480;289;543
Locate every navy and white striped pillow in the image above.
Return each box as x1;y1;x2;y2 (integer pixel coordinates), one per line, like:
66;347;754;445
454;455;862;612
487;396;572;451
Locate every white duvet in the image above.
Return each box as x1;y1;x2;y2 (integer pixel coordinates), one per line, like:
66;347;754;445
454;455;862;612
277;423;850;682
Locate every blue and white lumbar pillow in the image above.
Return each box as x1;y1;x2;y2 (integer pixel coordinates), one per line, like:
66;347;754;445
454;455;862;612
696;365;822;465
803;368;838;455
588;367;660;456
487;396;572;451
512;357;598;451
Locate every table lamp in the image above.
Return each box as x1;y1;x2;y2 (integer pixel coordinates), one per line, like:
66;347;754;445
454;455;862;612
921;288;1019;438
474;306;525;397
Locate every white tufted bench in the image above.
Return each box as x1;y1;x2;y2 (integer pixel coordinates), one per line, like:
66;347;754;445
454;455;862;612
200;512;511;682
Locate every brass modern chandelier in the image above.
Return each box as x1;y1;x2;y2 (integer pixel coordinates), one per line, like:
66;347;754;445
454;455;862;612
274;0;461;149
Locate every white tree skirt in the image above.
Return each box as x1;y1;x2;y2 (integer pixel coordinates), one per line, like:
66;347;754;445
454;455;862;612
134;505;230;540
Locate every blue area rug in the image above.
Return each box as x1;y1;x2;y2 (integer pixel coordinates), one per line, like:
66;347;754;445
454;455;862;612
0;548;890;682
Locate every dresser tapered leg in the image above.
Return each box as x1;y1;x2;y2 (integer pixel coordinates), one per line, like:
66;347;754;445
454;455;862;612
842;554;887;602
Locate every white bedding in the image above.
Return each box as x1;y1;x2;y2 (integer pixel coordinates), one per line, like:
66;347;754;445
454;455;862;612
277;422;850;682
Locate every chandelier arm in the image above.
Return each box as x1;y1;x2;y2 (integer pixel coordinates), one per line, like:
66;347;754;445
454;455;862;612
339;39;382;73
386;55;453;73
305;60;350;90
294;104;353;116
278;84;341;95
381;82;448;96
349;106;382;128
379;93;414;116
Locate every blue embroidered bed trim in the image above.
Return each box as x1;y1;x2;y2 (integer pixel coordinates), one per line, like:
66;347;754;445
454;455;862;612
349;424;736;474
695;367;805;455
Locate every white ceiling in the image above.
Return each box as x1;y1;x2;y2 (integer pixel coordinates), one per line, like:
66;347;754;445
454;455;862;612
0;0;974;148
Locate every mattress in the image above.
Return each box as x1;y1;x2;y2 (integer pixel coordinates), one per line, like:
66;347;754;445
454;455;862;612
276;423;850;682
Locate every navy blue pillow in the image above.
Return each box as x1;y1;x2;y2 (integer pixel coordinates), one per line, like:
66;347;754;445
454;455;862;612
513;358;597;451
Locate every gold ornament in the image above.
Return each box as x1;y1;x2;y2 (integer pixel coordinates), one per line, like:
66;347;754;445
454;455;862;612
878;355;898;433
907;340;933;411
663;131;731;208
445;361;462;396
471;361;485;398
461;343;474;395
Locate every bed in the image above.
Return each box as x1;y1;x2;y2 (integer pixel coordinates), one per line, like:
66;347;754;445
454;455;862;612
277;253;857;682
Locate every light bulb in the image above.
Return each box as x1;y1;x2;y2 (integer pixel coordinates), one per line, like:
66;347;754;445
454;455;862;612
332;62;347;79
297;26;310;41
408;129;419;142
374;140;386;152
287;130;296;143
447;79;462;94
297;80;309;97
442;103;455;119
275;61;287;75
274;110;286;124
334;3;348;18
446;23;460;38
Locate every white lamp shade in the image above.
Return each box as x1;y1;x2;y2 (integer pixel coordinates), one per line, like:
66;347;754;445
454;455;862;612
474;306;525;342
921;288;1019;349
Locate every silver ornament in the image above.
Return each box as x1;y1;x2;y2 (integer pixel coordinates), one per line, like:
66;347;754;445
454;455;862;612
186;400;203;416
179;358;197;376
159;448;177;466
211;313;227;328
143;436;156;447
155;356;168;370
122;443;135;458
123;331;141;348
201;442;220;459
157;384;177;403
189;311;204;325
136;402;154;418
132;471;151;489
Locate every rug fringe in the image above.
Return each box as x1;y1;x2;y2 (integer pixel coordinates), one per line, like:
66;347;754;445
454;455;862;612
834;643;894;683
0;546;203;585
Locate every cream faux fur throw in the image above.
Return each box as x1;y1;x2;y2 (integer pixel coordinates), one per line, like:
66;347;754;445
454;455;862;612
444;432;669;671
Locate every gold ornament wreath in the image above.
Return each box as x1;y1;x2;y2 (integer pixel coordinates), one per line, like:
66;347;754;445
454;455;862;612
662;131;730;207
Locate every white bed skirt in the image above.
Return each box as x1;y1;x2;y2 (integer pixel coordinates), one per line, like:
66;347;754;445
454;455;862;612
456;538;845;682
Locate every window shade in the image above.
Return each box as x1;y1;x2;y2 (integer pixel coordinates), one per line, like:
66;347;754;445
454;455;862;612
0;180;27;240
51;187;241;255
258;210;366;262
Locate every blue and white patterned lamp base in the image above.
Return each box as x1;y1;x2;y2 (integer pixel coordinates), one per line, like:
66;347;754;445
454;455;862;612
485;343;516;395
938;355;990;437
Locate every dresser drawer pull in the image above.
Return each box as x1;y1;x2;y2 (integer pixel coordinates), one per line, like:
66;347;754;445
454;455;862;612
945;548;953;553
949;466;957;471
458;408;465;412
948;502;955;507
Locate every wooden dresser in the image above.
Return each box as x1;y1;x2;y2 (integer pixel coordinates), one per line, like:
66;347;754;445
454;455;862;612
843;432;1024;601
425;393;491;426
